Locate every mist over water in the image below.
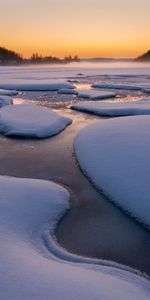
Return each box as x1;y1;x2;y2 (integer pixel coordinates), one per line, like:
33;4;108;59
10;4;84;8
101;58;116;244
0;61;150;80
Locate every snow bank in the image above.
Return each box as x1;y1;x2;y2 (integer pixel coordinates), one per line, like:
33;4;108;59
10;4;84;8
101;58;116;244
75;116;150;227
0;176;149;300
143;88;150;94
58;88;78;94
92;83;142;91
0;81;74;91
77;89;116;100
72;101;150;117
0;96;12;107
0;89;18;96
0;104;71;138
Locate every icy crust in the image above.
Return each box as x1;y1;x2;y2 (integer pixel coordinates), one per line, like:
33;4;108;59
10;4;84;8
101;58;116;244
0;89;18;96
58;88;78;95
77;89;116;100
72;101;150;117
0;104;71;138
0;176;149;300
0;96;12;107
58;88;116;99
143;88;150;94
92;83;143;90
0;81;74;91
75;116;150;227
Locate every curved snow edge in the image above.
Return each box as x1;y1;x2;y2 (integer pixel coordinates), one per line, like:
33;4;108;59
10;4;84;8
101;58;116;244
44;182;150;280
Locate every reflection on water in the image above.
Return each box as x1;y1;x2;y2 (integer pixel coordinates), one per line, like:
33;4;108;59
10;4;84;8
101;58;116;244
13;87;149;110
75;83;91;90
13;98;27;105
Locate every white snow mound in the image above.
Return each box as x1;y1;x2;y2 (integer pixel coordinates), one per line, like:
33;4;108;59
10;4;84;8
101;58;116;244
58;88;78;95
72;100;150;116
0;96;12;108
92;83;142;90
0;81;74;91
77;89;116;100
75;116;150;227
0;89;18;96
0;176;149;300
143;88;150;94
0;104;71;138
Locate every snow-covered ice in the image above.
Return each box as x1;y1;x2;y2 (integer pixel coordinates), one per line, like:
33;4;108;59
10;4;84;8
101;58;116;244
77;89;116;100
0;96;12;107
0;64;150;97
58;88;78;95
0;89;18;96
75;116;150;227
0;80;74;91
0;104;71;138
0;175;149;300
92;83;143;91
143;88;150;94
72;100;150;117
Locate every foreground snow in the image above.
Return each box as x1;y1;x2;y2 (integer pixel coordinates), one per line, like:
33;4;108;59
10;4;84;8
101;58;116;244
77;89;116;100
0;96;12;107
0;104;71;138
72;100;150;116
0;176;149;300
75;116;150;227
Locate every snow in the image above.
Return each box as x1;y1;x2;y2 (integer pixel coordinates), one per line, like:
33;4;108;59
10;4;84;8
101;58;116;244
143;88;150;94
0;96;12;107
0;64;150;96
0;89;18;96
92;83;143;90
0;175;149;300
58;88;78;95
72;100;150;116
0;80;74;91
75;116;150;227
0;104;71;138
0;63;150;89
77;89;116;100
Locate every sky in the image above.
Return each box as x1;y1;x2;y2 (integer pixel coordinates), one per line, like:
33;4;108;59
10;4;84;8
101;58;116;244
0;0;150;58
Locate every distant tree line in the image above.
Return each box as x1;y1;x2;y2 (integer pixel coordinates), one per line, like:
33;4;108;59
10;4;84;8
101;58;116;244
135;50;150;62
29;53;80;64
0;47;80;65
0;47;23;65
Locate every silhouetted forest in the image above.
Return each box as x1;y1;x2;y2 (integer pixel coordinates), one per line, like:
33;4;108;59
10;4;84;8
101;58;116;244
0;47;80;65
135;50;150;62
0;47;23;65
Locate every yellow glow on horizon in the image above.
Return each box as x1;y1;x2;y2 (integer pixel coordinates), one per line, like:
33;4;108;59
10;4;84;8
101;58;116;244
0;0;150;58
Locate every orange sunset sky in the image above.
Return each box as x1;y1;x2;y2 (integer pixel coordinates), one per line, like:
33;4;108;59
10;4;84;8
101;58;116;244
0;0;150;58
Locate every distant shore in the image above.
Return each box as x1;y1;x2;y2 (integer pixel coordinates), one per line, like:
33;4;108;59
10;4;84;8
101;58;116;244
1;46;150;66
0;46;80;66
